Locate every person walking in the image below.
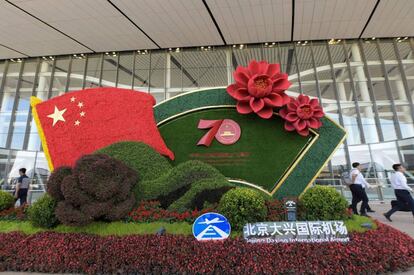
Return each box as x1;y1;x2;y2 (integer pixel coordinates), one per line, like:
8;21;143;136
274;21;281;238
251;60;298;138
349;162;372;216
14;168;30;207
384;164;414;222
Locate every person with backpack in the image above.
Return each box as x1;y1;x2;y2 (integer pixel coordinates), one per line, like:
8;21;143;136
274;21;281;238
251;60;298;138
14;168;30;207
384;164;414;222
348;162;373;216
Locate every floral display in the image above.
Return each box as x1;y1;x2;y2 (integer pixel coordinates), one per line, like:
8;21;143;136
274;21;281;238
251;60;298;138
226;60;291;119
1;223;413;274
227;60;325;136
126;201;214;223
279;94;324;136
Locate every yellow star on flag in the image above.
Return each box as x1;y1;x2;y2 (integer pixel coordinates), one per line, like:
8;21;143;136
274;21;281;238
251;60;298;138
47;106;67;126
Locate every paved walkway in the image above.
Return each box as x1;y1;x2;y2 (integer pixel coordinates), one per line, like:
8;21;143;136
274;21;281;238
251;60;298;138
368;201;414;239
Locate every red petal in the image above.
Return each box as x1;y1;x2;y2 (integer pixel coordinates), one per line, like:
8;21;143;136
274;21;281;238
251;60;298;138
263;93;283;107
307;117;320;128
250;97;264;113
256;106;273;119
282;94;291;105
248;60;260;75
286;112;299;122
236;100;253;114
309;98;320;107
298;94;310;105
279;108;288;118
294;119;307;131
313;110;324;118
287;102;298;111
297;128;310;136
284;121;295;131
272;77;291;92
227;85;250;101
266;63;280;76
258;61;269;74
234;67;250;86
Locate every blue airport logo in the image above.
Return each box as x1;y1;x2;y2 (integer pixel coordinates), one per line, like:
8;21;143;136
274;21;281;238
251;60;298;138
193;212;231;241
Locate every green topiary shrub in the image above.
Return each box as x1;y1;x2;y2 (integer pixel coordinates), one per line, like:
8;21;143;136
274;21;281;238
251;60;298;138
27;194;58;228
0;190;15;211
50;154;138;226
218;187;267;231
96;141;172;181
168;178;234;212
134;160;231;209
299;185;348;221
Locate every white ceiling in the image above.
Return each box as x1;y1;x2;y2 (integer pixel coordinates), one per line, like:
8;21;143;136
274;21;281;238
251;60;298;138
0;0;412;59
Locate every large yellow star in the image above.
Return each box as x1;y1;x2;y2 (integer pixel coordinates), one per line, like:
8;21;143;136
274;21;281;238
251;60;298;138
47;106;67;126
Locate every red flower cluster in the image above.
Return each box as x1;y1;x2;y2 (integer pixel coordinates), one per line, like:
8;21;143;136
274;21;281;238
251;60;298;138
227;60;291;119
226;60;325;136
0;207;27;221
0;223;413;274
279;94;324;136
126;201;214;223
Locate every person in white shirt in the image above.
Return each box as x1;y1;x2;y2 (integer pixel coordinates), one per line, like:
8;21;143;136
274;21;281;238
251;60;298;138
349;162;372;216
384;164;414;222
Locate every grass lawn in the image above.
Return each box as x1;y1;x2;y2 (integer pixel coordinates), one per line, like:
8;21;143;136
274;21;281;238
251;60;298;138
345;215;377;233
0;215;376;236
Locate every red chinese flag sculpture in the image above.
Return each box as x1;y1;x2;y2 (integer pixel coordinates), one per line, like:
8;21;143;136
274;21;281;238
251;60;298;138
31;87;174;170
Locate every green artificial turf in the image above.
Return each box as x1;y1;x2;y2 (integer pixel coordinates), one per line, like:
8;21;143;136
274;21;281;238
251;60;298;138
0;221;192;236
159;107;312;193
0;217;374;236
344;215;377;233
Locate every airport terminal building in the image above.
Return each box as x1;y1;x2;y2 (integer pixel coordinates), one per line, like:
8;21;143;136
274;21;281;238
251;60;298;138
0;0;413;201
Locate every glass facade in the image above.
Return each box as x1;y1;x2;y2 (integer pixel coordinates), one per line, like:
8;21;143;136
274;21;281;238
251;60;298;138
1;38;414;200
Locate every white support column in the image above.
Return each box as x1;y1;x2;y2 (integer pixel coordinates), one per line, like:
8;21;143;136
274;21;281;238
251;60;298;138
351;44;373;117
226;48;232;85
27;61;49;150
395;79;414;136
165;53;171;100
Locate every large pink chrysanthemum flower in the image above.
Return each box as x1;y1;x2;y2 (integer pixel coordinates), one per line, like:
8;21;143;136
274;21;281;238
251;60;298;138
279;94;324;136
226;60;291;119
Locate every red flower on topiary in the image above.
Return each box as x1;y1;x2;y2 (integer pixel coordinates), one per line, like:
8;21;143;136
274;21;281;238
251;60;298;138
227;60;291;119
279;94;324;136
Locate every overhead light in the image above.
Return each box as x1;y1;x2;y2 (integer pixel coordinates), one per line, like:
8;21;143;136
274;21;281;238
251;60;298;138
239;44;244;49
372;37;376;40
10;58;15;62
232;44;236;48
264;42;268;46
175;48;180;52
328;39;341;45
272;42;276;45
17;58;22;63
80;53;85;57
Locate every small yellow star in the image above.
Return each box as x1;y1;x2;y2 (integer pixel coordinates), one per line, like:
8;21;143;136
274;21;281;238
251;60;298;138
74;120;80;126
70;96;76;102
77;102;83;108
80;111;85;117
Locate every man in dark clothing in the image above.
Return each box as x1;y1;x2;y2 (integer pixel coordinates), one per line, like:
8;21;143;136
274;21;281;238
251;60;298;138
15;168;30;206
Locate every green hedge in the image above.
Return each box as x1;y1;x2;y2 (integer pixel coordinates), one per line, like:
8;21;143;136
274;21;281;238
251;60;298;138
168;178;234;212
97;141;172;181
300;185;348;221
28;194;59;228
218;187;267;231
135;160;231;208
0;191;15;211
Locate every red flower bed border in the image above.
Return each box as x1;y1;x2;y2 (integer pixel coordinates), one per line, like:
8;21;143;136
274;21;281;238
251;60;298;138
1;222;413;274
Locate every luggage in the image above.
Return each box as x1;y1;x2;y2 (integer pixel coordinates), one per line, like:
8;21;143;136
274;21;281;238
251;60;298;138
391;200;411;212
